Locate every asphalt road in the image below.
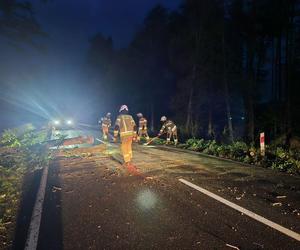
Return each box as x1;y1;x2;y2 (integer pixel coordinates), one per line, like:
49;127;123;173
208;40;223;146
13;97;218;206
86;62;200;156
33;129;300;249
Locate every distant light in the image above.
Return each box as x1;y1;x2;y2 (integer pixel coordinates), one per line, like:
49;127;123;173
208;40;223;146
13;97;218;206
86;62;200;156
241;116;245;120
67;120;73;125
54;120;60;125
229;117;232;120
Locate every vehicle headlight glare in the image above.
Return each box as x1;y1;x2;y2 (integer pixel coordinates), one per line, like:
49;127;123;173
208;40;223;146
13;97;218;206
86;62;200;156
67;120;73;125
54;120;60;125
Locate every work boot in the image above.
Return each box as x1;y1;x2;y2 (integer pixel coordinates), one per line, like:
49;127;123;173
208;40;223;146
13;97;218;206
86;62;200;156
123;162;130;168
125;162;140;176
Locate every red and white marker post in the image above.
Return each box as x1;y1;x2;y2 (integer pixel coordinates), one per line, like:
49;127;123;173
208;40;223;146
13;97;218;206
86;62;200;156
260;132;265;156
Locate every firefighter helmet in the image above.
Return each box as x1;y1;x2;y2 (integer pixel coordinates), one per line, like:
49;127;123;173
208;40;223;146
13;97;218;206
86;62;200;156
160;116;167;122
137;113;143;118
119;105;128;112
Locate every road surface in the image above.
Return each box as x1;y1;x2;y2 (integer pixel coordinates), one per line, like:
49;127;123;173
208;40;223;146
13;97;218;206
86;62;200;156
23;129;300;249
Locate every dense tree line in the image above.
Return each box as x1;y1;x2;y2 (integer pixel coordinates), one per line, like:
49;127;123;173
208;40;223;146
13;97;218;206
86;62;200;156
0;0;44;48
88;0;300;146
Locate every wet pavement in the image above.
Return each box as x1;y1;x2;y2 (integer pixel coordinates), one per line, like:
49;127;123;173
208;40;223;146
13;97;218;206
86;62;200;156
34;130;300;249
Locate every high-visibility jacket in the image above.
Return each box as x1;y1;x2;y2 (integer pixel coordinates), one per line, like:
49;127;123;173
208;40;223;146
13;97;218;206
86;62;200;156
160;120;177;134
138;117;148;131
114;114;136;139
101;117;111;128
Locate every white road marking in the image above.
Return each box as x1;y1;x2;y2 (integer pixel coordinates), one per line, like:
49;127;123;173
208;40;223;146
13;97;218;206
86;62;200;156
179;178;300;242
25;166;49;250
226;243;240;250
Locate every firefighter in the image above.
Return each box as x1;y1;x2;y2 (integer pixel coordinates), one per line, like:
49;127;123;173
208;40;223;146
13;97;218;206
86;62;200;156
136;113;150;142
100;112;111;140
158;116;178;145
113;105;137;166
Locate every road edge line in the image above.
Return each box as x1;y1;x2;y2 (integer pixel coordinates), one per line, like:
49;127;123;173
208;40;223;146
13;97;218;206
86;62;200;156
179;178;300;242
24;166;49;250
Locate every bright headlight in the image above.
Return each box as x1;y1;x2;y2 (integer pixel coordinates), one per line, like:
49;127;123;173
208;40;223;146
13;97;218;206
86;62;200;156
66;120;73;125
54;120;60;125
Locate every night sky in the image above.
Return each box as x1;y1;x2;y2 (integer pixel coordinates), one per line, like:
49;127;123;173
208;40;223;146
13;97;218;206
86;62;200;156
33;0;181;56
0;0;181;130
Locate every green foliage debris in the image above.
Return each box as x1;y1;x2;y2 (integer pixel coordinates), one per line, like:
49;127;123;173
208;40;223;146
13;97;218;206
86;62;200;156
180;138;300;174
0;125;50;248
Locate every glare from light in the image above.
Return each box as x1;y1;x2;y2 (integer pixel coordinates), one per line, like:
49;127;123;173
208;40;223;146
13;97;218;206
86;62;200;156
54;120;60;125
66;120;73;125
136;189;157;210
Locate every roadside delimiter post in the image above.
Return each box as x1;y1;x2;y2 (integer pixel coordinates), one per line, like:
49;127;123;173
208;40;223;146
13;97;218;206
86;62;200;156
260;132;265;156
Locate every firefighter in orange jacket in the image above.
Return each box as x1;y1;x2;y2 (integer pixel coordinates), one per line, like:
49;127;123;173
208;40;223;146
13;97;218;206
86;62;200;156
113;105;137;165
158;116;178;145
100;112;111;140
136;113;150;142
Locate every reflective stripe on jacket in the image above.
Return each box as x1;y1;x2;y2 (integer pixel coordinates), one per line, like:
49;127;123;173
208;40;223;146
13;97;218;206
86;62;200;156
139;118;147;130
102;117;111;127
114;114;136;138
160;120;176;134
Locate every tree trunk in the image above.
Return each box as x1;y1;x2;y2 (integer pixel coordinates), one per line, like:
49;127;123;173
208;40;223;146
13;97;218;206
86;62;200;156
285;28;291;145
271;38;275;100
244;42;255;143
224;80;234;142
150;104;154;133
222;28;234;143
276;35;282;101
185;65;196;135
285;2;295;146
185;86;193;134
208;106;214;139
243;88;255;143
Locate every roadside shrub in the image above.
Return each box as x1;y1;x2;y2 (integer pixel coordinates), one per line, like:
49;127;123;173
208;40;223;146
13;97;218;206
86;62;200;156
0;125;47;149
216;145;231;158
0;126;49;170
0;129;21;148
20;130;46;148
186;138;200;150
0;125;50;247
267;147;300;174
186;138;209;151
182;137;299;174
196;139;208;151
203;140;218;155
290;160;300;174
271;159;294;172
290;149;300;161
229;141;249;160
